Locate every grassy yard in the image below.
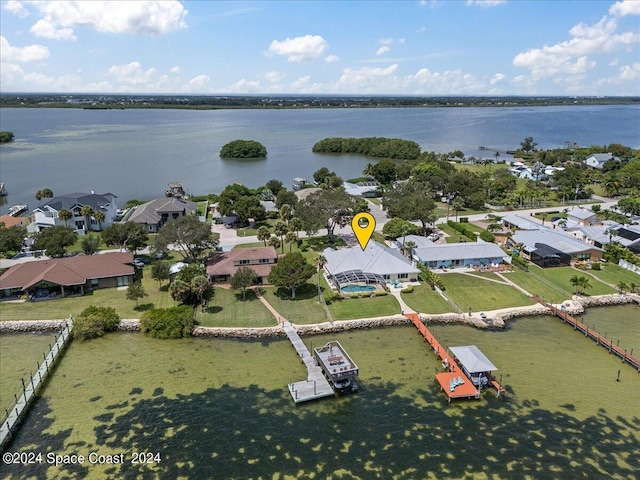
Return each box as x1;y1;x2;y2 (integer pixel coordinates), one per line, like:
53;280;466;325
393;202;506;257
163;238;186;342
439;273;535;311
581;264;640;289
327;294;400;320
198;288;275;328
502;269;570;303
528;265;616;296
400;283;453;314
261;283;328;324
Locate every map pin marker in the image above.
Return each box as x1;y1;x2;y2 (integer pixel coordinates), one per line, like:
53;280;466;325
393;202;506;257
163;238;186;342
351;212;376;251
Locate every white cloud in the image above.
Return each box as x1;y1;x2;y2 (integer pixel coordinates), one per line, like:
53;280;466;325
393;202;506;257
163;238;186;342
324;54;340;63
404;68;484;93
170;66;181;74
30;19;76;40
182;74;210;92
22;71;55;85
376;46;391;56
466;0;507;7
5;0;29;17
0;36;50;62
24;1;187;40
599;62;640;85
267;35;328;62
265;71;285;83
337;64;398;90
513;15;639;79
106;61;157;85
380;38;394;46
609;0;640;17
490;72;506;84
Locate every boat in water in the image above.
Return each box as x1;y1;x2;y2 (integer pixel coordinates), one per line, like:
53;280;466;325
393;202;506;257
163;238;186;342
7;204;27;217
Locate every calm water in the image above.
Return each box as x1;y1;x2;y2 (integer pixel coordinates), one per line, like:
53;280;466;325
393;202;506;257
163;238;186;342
1;305;638;479
1;105;639;213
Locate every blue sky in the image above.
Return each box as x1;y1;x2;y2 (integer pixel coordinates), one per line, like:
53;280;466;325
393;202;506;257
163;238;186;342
1;0;639;95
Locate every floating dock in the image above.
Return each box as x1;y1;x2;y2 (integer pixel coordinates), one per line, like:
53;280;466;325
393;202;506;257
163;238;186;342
535;297;639;371
282;322;334;403
406;313;505;401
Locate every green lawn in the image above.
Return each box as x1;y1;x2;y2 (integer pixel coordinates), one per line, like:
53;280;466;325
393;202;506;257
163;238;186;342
198;288;275;327
528;265;616;296
261;283;328;324
327;294;400;320
503;269;570;303
584;264;640;289
439;273;535;311
400;284;453;314
235;218;278;237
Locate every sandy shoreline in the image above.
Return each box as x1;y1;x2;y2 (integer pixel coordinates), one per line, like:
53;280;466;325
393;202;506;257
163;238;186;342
1;293;637;336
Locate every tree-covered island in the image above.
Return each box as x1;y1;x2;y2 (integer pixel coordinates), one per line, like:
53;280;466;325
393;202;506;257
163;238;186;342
312;137;421;160
0;131;15;143
220;139;267;158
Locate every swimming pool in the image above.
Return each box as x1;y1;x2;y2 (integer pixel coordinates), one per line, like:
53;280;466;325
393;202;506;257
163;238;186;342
341;284;377;293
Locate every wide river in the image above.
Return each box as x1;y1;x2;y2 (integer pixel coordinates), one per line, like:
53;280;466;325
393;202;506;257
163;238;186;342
1;304;639;479
1;105;639;213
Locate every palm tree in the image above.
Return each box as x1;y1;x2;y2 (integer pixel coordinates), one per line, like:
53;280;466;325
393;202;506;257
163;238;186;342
279;204;292;225
289;217;303;240
94;210;106;231
452;198;464;223
268;235;281;252
257;226;270;246
404;241;417;260
274;221;289;254
616;281;628;294
80;205;94;232
58;208;72;227
570;275;592;295
285;231;298;252
313;255;327;302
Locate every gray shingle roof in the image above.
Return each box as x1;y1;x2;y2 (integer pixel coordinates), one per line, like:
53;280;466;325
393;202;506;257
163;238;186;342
511;229;602;254
36;192;117;212
128;197;197;225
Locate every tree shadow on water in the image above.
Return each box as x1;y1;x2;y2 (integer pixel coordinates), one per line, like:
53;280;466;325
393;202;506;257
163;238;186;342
88;383;640;479
3;383;640;479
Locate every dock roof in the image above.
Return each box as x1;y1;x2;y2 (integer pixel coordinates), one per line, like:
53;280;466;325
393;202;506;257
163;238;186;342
450;345;497;373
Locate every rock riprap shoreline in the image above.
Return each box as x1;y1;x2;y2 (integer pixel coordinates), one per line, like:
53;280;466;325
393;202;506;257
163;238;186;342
1;294;636;336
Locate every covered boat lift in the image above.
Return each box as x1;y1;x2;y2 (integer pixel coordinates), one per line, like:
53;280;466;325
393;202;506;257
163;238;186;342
449;345;497;387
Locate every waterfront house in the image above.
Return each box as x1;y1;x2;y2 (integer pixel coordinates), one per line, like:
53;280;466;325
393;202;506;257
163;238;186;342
206;246;278;283
509;228;603;267
322;241;420;290
128;197;197;233
28;192;118;234
501;214;540;231
0;252;135;299
342;181;380;198
584;153;617;170
411;241;510;270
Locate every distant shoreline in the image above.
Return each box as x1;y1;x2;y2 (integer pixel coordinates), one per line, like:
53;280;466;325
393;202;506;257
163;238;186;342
1;94;638;111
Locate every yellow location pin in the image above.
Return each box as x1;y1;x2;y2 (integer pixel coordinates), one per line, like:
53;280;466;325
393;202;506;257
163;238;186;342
351;212;376;251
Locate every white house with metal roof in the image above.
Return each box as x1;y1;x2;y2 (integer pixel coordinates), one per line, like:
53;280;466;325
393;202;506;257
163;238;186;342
510;228;603;266
323;241;419;289
585;153;618;170
412;240;509;270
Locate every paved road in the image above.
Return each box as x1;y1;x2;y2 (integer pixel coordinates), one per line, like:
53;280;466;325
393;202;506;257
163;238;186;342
215;198;619;248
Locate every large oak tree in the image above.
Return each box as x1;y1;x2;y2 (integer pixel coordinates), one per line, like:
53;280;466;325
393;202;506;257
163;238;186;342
155;215;217;263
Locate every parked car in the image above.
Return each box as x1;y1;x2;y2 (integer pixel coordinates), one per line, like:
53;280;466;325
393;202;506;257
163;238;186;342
133;259;145;268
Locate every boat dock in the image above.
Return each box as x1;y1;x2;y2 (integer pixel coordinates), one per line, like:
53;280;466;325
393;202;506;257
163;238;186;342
535;298;640;371
282;322;334;403
6;204;27;217
0;318;74;449
406;313;506;401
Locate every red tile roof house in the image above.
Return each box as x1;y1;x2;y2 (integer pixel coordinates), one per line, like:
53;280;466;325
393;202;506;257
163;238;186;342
206;246;278;284
0;252;135;300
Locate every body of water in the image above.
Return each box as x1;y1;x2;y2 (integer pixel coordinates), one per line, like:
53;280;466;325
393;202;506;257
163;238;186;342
1;304;638;479
1;105;639;214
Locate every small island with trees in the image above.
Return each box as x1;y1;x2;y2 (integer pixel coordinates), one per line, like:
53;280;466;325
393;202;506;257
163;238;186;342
220;139;267;158
312;137;421;160
0;131;15;143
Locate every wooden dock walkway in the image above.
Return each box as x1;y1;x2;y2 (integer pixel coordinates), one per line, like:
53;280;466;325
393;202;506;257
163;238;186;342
282;322;334;403
535;297;639;371
406;313;506;399
0;318;74;449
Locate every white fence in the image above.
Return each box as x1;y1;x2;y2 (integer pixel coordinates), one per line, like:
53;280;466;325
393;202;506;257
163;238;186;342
618;259;640;275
